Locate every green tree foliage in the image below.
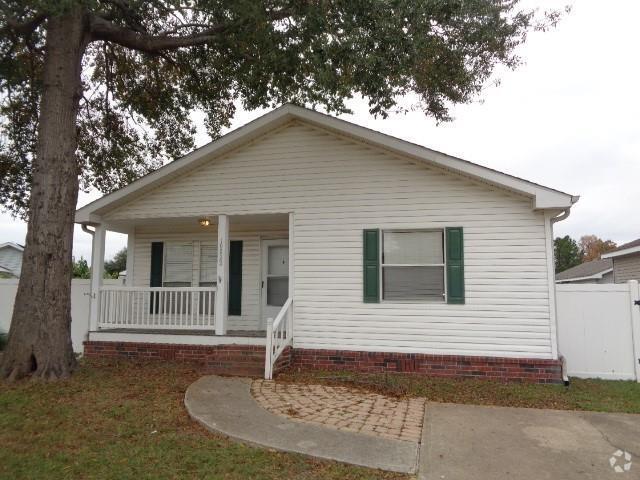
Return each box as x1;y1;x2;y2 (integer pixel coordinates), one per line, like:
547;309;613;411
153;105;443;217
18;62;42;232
0;1;565;218
104;248;127;279
554;235;582;273
72;257;91;279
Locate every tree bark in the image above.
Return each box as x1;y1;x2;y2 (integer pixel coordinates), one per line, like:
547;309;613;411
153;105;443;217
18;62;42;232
0;9;88;381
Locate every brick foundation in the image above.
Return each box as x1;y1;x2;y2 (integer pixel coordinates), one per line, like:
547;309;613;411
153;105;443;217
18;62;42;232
83;341;265;377
83;341;563;383
290;349;563;384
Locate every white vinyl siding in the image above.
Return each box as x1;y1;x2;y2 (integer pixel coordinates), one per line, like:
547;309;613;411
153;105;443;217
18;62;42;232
111;122;553;358
613;255;640;283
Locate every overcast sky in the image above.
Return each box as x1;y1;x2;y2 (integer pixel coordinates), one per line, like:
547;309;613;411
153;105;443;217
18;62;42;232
1;0;638;261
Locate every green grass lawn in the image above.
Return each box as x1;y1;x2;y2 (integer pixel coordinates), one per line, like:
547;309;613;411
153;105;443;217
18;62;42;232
2;360;639;480
0;360;405;480
279;370;640;414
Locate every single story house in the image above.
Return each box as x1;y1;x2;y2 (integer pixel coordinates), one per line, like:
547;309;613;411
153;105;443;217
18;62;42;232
0;242;24;278
602;238;640;283
555;258;613;284
76;105;578;383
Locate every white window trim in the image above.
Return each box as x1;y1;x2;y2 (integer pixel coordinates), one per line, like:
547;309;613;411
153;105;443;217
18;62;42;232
379;228;448;304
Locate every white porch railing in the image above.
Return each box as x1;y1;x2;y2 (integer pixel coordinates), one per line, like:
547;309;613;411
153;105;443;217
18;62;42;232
264;297;293;380
98;286;216;330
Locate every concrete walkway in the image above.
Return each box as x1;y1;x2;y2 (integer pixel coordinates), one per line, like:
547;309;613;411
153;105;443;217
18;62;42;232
420;403;640;480
186;376;640;479
185;376;420;473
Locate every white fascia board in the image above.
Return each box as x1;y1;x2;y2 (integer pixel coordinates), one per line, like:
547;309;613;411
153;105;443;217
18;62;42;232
555;268;613;283
602;245;640;259
75;104;577;223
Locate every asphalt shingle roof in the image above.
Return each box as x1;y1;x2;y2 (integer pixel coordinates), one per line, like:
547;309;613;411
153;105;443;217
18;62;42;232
555;258;613;281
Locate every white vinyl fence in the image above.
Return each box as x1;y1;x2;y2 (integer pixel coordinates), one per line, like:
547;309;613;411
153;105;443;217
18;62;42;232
0;278;121;353
556;280;640;381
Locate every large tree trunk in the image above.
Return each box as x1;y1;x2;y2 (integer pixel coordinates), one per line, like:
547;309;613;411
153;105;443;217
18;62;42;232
0;10;88;381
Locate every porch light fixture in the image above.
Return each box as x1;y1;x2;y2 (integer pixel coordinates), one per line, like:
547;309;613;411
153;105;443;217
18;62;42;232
198;217;211;227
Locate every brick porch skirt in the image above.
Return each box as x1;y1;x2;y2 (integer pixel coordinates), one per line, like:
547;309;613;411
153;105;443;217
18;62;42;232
83;341;563;383
83;341;266;377
290;349;563;384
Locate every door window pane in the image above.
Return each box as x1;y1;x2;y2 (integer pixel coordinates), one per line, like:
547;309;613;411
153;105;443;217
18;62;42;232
268;246;289;275
267;277;288;306
382;266;445;301
383;231;443;264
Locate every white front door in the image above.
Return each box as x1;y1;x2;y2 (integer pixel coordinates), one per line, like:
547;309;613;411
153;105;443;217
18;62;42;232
261;239;289;327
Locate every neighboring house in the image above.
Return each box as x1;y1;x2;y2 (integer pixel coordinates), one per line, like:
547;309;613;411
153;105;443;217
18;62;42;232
555;258;613;284
75;104;578;383
602;238;640;283
0;242;24;278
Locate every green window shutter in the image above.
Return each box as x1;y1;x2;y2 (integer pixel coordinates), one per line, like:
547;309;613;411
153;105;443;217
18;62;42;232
150;242;164;287
363;229;380;303
445;227;465;304
228;241;243;316
150;242;164;314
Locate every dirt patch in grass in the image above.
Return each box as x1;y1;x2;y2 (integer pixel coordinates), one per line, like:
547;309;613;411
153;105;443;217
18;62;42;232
0;359;406;480
277;370;640;414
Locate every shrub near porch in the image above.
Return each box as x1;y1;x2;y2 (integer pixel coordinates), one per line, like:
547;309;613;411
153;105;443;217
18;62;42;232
0;360;404;480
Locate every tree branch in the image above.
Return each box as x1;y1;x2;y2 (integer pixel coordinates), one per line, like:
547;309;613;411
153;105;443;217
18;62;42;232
1;13;48;37
88;8;292;53
88;14;231;52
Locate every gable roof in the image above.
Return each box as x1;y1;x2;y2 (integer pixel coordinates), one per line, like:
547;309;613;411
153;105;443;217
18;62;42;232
75;104;578;224
0;242;24;252
555;258;613;282
602;238;640;259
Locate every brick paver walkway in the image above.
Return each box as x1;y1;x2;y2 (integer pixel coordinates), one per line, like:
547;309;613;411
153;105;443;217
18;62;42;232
251;380;426;442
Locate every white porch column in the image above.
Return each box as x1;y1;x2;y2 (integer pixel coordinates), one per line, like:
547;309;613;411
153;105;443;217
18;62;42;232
125;229;135;286
288;212;295;336
89;224;106;331
215;214;229;335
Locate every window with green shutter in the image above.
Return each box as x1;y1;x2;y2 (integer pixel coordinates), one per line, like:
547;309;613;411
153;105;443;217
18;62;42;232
363;229;380;303
365;228;465;304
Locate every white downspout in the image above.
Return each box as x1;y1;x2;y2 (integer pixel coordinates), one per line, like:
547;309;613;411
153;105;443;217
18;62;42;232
550;208;572;384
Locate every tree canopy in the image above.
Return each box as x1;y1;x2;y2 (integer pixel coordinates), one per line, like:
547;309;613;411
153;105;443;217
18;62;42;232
579;234;617;262
1;1;563;219
104;247;127;278
554;235;581;273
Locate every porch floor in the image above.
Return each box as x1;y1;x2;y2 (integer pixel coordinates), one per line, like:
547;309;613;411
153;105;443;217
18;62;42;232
96;328;267;338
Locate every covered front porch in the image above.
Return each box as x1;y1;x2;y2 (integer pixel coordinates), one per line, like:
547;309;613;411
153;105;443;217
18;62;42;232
83;212;294;378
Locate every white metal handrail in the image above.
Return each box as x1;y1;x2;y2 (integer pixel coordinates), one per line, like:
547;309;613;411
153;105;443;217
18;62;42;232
98;286;216;330
264;297;293;379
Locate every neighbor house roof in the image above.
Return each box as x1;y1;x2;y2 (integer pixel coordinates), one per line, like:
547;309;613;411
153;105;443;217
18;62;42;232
601;238;640;259
555;258;613;283
0;242;24;252
75;104;579;224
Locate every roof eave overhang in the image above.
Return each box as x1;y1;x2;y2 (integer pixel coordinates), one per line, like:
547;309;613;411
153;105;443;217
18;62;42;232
75;104;578;224
602;245;640;259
